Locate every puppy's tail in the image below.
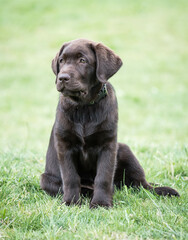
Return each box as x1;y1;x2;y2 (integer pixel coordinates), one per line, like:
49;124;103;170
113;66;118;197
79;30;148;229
142;181;180;197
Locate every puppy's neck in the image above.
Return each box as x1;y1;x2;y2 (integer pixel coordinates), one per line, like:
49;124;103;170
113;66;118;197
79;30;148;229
89;83;108;105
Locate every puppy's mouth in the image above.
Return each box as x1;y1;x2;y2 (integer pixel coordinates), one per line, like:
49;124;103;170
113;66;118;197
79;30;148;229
61;89;87;102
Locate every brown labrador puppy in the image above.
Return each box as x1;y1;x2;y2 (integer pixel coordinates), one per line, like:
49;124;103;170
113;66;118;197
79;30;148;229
40;39;179;208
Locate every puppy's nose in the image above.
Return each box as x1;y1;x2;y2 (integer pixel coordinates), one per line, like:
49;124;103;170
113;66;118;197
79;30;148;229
58;73;70;82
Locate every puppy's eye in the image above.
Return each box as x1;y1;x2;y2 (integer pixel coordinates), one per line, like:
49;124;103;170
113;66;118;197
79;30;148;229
79;58;86;63
59;58;64;63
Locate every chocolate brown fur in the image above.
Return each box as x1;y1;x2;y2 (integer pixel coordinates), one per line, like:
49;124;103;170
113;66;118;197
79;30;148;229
40;39;179;208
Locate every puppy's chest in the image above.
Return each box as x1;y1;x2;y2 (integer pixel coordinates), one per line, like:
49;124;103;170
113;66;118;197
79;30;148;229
70;105;105;137
74;122;97;139
62;105;114;158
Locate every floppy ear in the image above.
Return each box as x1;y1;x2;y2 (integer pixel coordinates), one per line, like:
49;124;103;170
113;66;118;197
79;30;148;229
51;43;68;82
51;51;60;76
93;43;123;82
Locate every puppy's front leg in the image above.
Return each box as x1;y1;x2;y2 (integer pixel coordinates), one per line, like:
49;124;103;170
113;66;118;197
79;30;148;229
56;140;81;205
90;142;117;208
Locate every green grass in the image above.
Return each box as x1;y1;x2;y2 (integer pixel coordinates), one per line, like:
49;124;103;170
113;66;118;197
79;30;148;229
0;0;188;239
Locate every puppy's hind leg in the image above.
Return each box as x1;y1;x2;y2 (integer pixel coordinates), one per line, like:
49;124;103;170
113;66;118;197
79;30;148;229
115;143;180;197
40;173;62;197
115;143;150;189
40;126;63;197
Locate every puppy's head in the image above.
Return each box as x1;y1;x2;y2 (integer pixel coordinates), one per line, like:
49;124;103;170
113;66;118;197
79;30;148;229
52;39;122;104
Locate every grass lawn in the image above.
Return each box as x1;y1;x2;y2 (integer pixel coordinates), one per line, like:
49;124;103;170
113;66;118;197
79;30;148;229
0;0;188;239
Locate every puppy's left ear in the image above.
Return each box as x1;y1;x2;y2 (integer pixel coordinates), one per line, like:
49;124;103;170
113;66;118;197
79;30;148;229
93;43;123;82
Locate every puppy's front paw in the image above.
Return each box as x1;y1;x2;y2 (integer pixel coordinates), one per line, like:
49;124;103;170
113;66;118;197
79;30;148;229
154;186;180;197
90;195;112;209
62;197;80;206
62;189;81;206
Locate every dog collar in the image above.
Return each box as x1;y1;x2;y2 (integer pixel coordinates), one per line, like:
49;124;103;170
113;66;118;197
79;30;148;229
89;84;108;105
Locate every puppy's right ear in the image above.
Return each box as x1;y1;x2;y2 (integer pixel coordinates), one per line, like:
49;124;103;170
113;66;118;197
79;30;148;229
51;52;60;76
51;43;68;83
